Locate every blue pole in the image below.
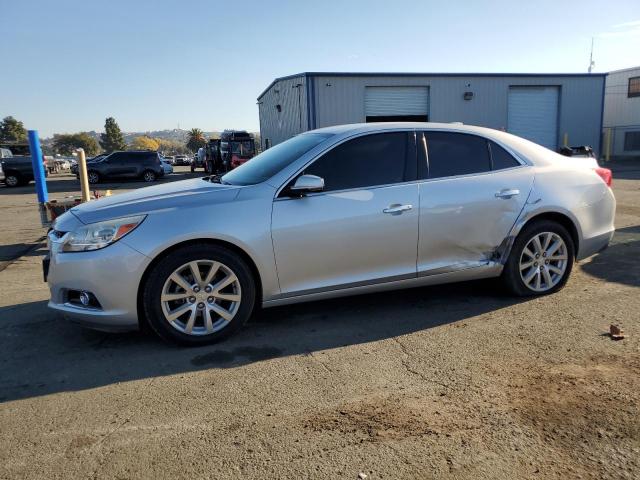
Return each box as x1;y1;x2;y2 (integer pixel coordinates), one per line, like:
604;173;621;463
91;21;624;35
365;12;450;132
27;130;48;203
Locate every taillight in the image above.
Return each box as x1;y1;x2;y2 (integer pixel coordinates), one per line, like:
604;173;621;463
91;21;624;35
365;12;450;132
593;167;612;187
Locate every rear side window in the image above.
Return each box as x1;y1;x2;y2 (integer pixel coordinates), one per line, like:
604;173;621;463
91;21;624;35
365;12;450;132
489;141;521;170
304;132;409;192
425;132;491;179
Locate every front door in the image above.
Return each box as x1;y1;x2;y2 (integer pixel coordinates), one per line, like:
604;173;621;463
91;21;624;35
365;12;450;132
271;131;419;296
103;153;128;177
417;131;534;273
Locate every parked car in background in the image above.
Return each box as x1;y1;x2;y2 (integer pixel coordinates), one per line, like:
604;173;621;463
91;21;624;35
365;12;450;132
1;149;48;187
46;122;615;345
161;159;174;175
71;154;107;175
161;155;175;165
83;150;164;184
190;148;206;172
174;155;191;166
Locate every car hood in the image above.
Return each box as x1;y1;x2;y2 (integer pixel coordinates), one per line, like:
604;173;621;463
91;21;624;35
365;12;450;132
70;177;240;224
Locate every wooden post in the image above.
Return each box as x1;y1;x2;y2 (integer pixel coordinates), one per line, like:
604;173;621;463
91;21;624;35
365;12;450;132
604;128;611;163
77;148;90;202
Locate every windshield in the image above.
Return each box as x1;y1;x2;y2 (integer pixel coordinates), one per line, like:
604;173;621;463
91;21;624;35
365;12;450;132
221;133;331;186
231;140;254;156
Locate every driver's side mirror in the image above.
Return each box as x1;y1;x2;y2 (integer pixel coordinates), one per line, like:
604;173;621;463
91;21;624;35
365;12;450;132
287;174;324;196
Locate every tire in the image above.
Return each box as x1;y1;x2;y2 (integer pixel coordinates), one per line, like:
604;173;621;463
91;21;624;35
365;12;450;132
142;170;156;182
87;171;100;184
4;173;21;187
502;220;574;296
142;244;256;346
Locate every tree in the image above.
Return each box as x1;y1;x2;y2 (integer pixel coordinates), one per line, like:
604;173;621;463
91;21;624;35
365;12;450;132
0;116;27;143
99;117;127;153
130;135;159;151
186;128;206;152
52;132;100;156
156;138;189;155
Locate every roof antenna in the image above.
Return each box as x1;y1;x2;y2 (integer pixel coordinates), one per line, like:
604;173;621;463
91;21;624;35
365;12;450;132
588;37;595;73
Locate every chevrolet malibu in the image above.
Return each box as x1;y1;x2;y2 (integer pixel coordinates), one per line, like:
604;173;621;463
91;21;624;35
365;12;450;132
46;123;615;345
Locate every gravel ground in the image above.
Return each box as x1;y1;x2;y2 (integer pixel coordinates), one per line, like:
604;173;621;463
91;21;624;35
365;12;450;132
0;164;638;479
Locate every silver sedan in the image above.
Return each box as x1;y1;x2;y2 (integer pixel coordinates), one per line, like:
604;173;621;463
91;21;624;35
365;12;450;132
45;123;615;345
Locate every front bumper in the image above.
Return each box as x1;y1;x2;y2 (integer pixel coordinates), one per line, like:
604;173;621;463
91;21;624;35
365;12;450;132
47;235;151;332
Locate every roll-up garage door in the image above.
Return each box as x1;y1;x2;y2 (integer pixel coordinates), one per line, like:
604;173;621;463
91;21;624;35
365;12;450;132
507;86;559;149
365;86;429;122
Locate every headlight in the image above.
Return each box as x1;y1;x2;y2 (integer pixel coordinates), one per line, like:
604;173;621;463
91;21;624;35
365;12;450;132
61;215;146;252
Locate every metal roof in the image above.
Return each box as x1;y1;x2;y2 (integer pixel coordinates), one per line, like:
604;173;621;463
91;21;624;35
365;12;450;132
257;71;608;100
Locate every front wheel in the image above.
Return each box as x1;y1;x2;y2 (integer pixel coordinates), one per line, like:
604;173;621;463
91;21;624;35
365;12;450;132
142;244;256;345
502;220;574;296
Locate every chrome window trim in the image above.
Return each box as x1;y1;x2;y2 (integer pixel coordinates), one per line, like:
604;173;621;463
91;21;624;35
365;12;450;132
416;163;530;185
274;127;532;200
274;127;417;199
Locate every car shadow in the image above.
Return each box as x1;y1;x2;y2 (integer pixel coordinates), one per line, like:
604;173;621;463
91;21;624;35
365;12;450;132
580;224;640;287
0;279;528;403
0;242;45;262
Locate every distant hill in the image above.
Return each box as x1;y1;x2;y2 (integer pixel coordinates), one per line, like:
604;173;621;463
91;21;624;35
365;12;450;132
41;129;259;155
71;129;221;144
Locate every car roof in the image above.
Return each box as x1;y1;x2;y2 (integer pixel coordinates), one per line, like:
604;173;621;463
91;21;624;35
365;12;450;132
304;122;561;167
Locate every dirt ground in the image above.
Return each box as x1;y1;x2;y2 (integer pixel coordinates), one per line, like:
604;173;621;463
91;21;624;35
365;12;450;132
0;165;639;479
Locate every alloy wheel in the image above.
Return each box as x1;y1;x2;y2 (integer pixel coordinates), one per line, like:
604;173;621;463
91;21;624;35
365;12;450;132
144;171;155;182
519;231;568;292
5;175;18;187
88;172;99;183
160;260;241;336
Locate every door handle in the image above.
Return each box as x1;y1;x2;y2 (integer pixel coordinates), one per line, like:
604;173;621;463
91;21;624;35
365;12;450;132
495;189;520;199
383;204;413;214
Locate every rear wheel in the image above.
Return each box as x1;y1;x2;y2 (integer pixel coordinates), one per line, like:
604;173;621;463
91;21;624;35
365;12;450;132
142;170;156;182
87;170;100;184
142;244;256;345
502;220;574;296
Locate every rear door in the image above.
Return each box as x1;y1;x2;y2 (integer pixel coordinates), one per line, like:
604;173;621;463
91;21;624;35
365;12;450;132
271;131;419;295
120;153;143;177
417;131;534;274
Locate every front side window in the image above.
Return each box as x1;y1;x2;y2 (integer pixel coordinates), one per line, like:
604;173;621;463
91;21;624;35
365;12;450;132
425;132;491;179
303;132;409;192
628;76;640;98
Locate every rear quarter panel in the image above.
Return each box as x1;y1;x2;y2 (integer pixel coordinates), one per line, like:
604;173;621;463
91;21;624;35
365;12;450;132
517;164;615;259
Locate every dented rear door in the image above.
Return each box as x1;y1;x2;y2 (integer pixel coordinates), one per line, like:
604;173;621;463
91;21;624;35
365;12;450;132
417;131;534;275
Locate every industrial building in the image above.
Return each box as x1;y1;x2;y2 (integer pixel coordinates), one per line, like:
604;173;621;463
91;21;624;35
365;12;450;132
603;66;640;159
257;72;606;154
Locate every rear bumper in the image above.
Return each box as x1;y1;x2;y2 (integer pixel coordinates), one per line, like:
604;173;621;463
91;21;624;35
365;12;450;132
577;229;615;260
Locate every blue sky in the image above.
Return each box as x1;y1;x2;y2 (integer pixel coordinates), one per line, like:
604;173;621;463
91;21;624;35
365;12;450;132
1;0;639;137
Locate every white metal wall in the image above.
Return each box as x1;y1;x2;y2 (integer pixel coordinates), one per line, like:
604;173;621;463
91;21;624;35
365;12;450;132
259;74;605;155
603;66;640;157
258;75;308;149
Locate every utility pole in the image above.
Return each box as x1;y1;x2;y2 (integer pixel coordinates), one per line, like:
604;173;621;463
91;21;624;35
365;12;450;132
588;37;595;73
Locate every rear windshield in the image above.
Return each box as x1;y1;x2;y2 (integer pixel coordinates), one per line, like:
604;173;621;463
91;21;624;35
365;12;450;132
221;133;332;186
